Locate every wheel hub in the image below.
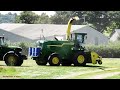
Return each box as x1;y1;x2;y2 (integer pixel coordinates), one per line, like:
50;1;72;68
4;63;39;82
8;56;16;65
52;57;59;64
77;55;85;63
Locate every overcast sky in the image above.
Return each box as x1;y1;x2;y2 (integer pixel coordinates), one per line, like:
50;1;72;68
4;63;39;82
0;11;56;16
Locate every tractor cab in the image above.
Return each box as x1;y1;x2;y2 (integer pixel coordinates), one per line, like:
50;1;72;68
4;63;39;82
71;33;87;43
70;33;87;49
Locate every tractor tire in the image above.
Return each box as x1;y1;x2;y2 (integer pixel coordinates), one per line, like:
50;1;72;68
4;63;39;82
35;59;47;65
73;52;86;66
48;54;61;66
4;53;21;66
98;60;102;65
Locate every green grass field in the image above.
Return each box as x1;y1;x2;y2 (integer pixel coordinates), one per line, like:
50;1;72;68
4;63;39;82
0;58;120;79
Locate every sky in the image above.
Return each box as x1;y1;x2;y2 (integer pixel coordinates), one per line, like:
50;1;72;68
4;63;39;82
0;11;56;16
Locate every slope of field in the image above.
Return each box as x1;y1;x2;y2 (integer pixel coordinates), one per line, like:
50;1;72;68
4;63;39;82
0;58;120;79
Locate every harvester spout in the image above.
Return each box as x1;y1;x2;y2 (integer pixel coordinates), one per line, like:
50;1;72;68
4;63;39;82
66;16;79;40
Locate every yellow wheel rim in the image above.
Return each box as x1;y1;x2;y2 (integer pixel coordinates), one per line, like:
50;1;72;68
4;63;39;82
52;57;59;64
8;56;16;65
77;55;85;63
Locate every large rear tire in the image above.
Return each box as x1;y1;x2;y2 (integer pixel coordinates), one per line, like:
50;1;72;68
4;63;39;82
73;52;86;66
48;54;61;66
4;53;21;66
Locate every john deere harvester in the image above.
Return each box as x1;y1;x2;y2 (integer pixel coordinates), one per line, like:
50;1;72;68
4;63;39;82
29;16;102;66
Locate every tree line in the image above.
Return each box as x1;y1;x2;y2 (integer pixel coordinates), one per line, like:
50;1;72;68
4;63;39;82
1;11;120;35
0;12;17;23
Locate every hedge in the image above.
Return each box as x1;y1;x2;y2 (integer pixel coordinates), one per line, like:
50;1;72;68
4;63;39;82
86;41;120;58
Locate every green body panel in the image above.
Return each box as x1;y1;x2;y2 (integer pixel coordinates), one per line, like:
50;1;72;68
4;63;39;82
34;33;87;60
42;40;74;60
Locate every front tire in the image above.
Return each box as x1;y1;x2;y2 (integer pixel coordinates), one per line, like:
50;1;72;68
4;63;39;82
73;52;86;66
48;54;61;66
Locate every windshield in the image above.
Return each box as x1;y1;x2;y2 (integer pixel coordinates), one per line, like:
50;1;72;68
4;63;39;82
77;35;83;43
76;34;87;44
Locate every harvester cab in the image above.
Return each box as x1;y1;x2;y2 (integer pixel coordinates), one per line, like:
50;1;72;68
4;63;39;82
71;33;87;47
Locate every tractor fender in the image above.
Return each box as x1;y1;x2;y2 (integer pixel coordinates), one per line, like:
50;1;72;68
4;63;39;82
48;53;59;60
3;51;18;61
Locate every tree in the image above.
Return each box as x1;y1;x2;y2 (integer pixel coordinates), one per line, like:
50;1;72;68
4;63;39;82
18;11;39;24
0;12;16;23
50;11;116;33
35;13;51;24
50;11;73;24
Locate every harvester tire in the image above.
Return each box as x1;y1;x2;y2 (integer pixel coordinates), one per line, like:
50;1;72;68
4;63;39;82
35;60;47;65
48;53;61;66
4;53;21;66
73;52;86;66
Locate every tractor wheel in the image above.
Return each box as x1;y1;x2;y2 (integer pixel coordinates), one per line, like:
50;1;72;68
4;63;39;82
73;52;86;66
48;54;61;66
98;60;102;65
35;59;47;65
4;53;20;66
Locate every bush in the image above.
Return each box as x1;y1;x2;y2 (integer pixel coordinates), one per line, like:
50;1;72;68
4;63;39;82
85;41;120;58
18;42;28;55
